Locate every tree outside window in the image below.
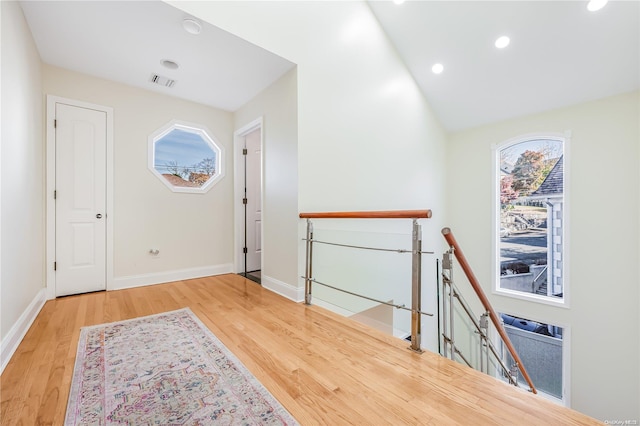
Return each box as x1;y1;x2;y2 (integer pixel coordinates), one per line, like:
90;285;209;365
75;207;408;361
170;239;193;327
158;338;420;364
148;121;224;194
497;138;564;300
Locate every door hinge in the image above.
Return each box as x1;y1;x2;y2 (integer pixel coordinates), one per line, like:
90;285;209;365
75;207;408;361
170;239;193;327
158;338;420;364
243;247;248;254
243;198;248;205
54;119;57;128
54;261;57;271
54;190;57;199
242;148;248;155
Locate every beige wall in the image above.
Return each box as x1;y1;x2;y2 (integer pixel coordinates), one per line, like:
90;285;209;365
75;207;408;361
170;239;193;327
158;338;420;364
43;65;235;287
0;1;45;342
171;0;449;350
448;91;640;421
6;0;636;419
234;68;299;293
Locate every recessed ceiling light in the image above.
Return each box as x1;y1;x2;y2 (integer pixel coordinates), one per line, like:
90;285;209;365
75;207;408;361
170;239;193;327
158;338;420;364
432;63;444;74
495;36;510;49
160;59;179;70
393;0;406;4
183;18;202;35
587;0;608;11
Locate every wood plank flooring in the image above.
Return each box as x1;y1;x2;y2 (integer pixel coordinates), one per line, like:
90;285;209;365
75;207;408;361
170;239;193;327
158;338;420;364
1;274;600;425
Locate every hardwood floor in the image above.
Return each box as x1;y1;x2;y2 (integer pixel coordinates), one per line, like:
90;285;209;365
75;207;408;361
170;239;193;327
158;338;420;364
1;274;599;425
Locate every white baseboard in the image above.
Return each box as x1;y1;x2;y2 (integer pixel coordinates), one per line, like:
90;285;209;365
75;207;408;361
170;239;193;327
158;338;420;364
1;288;47;374
112;264;234;291
312;298;356;317
261;275;304;302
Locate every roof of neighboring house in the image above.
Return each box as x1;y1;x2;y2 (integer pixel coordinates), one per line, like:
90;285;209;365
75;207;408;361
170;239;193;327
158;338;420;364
500;160;514;174
531;156;563;197
162;174;200;188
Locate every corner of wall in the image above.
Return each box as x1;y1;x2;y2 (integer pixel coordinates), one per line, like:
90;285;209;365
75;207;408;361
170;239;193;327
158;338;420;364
0;289;46;374
262;274;304;303
1;0;46;345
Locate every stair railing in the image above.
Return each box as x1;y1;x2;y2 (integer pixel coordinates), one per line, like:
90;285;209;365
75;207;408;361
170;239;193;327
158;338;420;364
299;210;433;352
532;265;548;293
441;227;537;394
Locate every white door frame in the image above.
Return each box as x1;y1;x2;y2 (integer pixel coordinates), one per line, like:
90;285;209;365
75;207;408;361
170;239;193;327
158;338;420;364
45;95;114;299
233;117;264;275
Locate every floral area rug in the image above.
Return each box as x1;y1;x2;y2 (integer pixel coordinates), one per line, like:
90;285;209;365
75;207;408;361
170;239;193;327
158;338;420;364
65;308;298;425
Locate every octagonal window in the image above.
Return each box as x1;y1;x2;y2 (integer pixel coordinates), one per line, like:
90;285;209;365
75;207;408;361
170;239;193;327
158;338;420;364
148;120;224;193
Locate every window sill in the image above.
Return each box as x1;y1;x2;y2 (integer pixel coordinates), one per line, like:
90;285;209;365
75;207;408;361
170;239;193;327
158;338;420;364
494;287;569;309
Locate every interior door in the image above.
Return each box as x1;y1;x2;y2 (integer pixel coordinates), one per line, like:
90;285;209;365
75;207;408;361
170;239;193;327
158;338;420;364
55;102;107;296
245;129;262;272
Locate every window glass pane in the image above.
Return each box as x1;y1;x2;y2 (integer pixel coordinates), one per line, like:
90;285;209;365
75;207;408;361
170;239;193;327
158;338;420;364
154;129;217;188
148;122;223;193
500;313;564;399
498;139;564;299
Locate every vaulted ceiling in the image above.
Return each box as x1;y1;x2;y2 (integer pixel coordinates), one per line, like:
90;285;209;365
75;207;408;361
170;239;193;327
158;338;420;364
20;1;640;132
368;0;640;131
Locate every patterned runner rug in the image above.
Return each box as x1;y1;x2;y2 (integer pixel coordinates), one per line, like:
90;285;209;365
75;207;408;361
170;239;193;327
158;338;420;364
65;308;298;425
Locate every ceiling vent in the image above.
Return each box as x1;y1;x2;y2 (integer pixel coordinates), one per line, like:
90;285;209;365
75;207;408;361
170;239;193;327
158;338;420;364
150;74;176;88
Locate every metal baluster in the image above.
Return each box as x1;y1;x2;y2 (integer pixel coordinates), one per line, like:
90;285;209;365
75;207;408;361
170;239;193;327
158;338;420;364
479;312;489;373
441;252;450;358
441;282;447;357
499;316;511;382
447;249;455;361
510;363;520;386
485;315;491;374
436;259;442;355
304;219;314;305
441;249;456;361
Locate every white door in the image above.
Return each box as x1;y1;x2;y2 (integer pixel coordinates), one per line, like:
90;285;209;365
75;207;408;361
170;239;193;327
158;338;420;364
245;129;262;272
55;103;107;296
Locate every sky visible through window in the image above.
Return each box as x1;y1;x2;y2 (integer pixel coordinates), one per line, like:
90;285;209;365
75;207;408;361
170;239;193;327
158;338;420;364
500;139;562;167
154;129;216;171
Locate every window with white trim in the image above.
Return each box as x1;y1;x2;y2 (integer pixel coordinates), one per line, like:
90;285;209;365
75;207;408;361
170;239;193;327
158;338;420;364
500;312;565;401
495;137;565;302
148;121;224;194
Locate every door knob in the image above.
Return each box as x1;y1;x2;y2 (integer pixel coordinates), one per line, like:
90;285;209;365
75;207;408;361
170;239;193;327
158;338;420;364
96;214;103;219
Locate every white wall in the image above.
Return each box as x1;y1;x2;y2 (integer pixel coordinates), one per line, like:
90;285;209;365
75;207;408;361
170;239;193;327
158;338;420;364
170;0;448;351
4;1;636;419
447;91;640;421
0;1;45;342
43;65;235;288
234;68;299;295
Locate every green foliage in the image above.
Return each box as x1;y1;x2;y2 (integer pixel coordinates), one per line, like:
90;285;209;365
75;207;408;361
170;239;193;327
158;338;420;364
511;150;546;196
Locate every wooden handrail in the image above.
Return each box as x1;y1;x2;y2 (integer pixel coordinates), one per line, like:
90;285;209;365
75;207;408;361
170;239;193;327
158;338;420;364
441;227;537;394
299;210;432;219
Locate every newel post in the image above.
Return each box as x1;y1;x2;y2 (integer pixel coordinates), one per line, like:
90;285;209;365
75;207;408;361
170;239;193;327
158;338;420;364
410;219;423;352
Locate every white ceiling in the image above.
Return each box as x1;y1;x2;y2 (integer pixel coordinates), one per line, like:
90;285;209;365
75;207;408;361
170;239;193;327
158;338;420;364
20;1;640;131
19;1;296;112
368;0;640;131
